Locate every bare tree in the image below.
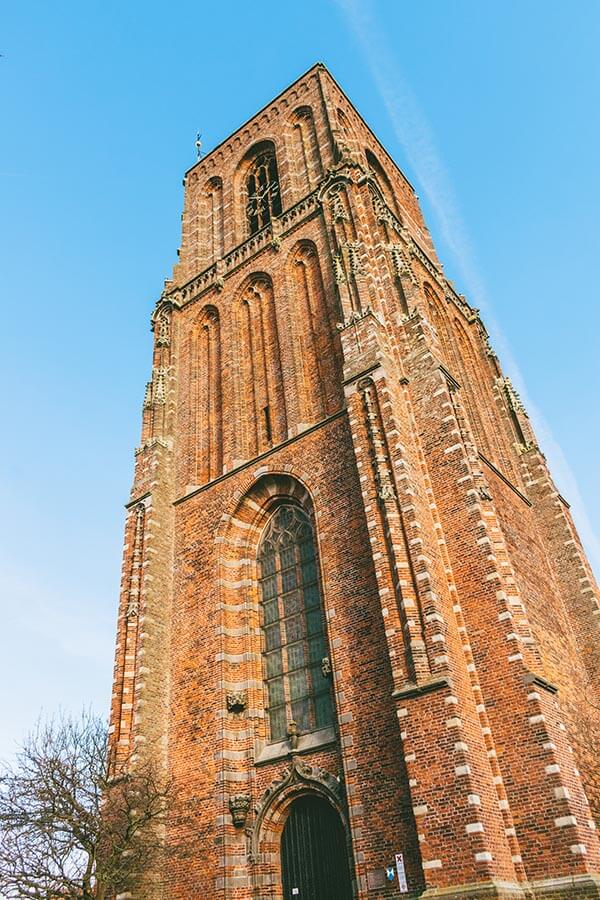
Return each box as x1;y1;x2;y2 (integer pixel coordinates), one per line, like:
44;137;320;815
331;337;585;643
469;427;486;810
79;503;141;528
0;711;169;900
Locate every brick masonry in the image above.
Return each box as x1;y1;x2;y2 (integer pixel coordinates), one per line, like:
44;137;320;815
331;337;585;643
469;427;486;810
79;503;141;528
108;64;600;899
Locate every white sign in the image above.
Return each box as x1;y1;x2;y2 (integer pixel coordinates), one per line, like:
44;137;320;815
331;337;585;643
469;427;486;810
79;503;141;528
395;852;408;893
292;890;299;896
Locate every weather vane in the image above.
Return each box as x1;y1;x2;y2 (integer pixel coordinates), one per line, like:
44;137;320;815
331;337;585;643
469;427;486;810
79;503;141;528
195;132;203;160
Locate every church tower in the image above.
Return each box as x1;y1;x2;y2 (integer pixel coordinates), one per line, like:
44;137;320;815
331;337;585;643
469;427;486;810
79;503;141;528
109;64;600;899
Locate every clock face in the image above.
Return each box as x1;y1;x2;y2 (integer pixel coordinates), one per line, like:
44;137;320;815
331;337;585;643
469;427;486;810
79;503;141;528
246;195;260;218
246;181;279;218
248;181;278;202
245;155;281;233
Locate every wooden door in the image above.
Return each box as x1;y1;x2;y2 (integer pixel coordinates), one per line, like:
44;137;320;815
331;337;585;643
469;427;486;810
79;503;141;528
281;795;353;900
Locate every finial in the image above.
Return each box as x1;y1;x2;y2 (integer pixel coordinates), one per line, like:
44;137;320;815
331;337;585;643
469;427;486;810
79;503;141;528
195;132;203;160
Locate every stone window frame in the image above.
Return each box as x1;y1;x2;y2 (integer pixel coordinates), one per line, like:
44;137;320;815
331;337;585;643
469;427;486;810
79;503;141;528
214;471;340;762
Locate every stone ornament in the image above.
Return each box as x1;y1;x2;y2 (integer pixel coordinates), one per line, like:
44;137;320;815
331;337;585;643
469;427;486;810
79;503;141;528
287;720;299;750
332;251;346;285
344;240;364;276
226;691;247;713
254;759;342;827
142;381;152;410
369;184;402;234
501;376;526;416
153;367;168;404
125;504;145;619
155;312;170;347
336;305;380;331
229;794;251;828
378;481;395;502
144;367;168;407
325;184;349;223
359;378;397;506
483;333;497;358
331;127;359;167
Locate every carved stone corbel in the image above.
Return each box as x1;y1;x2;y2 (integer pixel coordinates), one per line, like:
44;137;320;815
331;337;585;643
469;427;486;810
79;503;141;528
226;691;247;713
229;794;251;828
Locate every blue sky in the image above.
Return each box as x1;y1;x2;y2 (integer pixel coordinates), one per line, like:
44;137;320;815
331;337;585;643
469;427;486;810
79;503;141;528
1;0;599;760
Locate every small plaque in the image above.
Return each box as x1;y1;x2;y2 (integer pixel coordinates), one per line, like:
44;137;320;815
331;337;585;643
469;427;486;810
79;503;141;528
366;869;386;888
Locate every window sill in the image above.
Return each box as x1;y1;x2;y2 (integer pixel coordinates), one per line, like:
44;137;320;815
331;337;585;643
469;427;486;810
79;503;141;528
255;726;336;766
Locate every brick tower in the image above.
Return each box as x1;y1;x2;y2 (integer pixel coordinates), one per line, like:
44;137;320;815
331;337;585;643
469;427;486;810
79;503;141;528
109;64;600;899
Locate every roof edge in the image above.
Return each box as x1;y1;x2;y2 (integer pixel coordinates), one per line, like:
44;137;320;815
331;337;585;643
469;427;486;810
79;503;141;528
184;62;327;179
183;61;416;195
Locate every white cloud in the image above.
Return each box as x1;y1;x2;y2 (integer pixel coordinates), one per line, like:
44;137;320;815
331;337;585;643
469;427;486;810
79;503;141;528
334;0;600;575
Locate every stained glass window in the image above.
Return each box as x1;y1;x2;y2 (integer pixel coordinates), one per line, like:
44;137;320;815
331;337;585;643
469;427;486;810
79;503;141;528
258;505;334;742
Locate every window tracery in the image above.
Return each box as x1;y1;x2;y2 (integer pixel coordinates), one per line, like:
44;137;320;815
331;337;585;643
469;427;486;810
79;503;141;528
246;149;282;234
258;504;333;742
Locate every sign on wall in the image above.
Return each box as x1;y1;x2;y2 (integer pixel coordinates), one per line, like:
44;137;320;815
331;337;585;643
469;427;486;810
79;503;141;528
395;852;408;893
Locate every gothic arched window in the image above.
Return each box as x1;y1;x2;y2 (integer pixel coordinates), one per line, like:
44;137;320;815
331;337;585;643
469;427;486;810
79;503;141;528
258;504;333;742
366;148;401;220
246;148;282;235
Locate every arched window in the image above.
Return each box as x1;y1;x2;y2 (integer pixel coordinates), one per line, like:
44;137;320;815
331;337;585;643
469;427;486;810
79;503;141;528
258;504;333;742
202;176;224;264
366;148;401;219
290;106;322;194
246;148;282;234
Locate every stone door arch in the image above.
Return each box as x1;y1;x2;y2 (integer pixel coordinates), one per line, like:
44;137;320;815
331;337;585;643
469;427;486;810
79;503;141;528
248;759;354;899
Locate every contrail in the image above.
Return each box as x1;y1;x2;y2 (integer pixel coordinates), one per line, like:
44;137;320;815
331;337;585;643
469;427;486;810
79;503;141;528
333;0;600;574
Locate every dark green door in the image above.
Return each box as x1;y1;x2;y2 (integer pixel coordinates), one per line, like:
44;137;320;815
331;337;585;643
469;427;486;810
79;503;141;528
281;795;353;900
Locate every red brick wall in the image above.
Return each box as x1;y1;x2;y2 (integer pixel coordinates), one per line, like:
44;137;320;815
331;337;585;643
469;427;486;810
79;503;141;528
108;64;600;899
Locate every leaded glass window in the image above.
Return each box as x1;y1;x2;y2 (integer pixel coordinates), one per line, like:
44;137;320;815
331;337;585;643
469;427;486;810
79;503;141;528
258;504;334;743
246;150;282;235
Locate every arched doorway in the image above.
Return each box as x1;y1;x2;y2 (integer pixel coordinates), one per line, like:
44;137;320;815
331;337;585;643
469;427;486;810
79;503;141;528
281;795;353;899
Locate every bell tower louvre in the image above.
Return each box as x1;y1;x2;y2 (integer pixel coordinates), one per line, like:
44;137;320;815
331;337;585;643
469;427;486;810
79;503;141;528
108;63;600;899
